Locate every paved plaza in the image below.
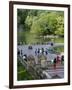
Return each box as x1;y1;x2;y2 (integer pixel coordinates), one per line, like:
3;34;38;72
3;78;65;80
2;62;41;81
17;43;64;79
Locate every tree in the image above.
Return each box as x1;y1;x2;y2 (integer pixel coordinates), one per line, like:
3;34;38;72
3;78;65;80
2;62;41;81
30;12;58;36
55;16;64;36
17;9;64;44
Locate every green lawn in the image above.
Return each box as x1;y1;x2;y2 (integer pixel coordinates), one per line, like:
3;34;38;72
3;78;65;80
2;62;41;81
53;46;64;53
18;31;64;44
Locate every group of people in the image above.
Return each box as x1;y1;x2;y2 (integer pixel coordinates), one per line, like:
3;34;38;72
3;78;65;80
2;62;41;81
53;55;64;69
17;48;64;70
35;48;48;56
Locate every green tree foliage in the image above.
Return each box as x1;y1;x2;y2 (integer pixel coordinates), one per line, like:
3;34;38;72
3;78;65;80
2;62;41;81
17;9;29;29
55;16;64;36
30;11;64;36
17;9;64;43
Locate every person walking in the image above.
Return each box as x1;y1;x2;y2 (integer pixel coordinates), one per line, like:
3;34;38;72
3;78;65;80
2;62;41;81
45;50;48;55
61;55;64;64
42;48;44;54
38;48;40;55
56;55;60;64
53;58;56;69
21;50;23;56
35;49;37;56
17;49;20;56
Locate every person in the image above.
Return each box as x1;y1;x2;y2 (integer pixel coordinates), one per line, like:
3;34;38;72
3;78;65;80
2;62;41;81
23;54;27;61
38;48;40;55
51;59;54;64
17;49;20;56
35;49;37;56
56;55;60;64
21;50;23;56
53;58;56;69
61;55;64;64
40;49;42;54
45;50;48;55
42;48;44;54
51;42;53;46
